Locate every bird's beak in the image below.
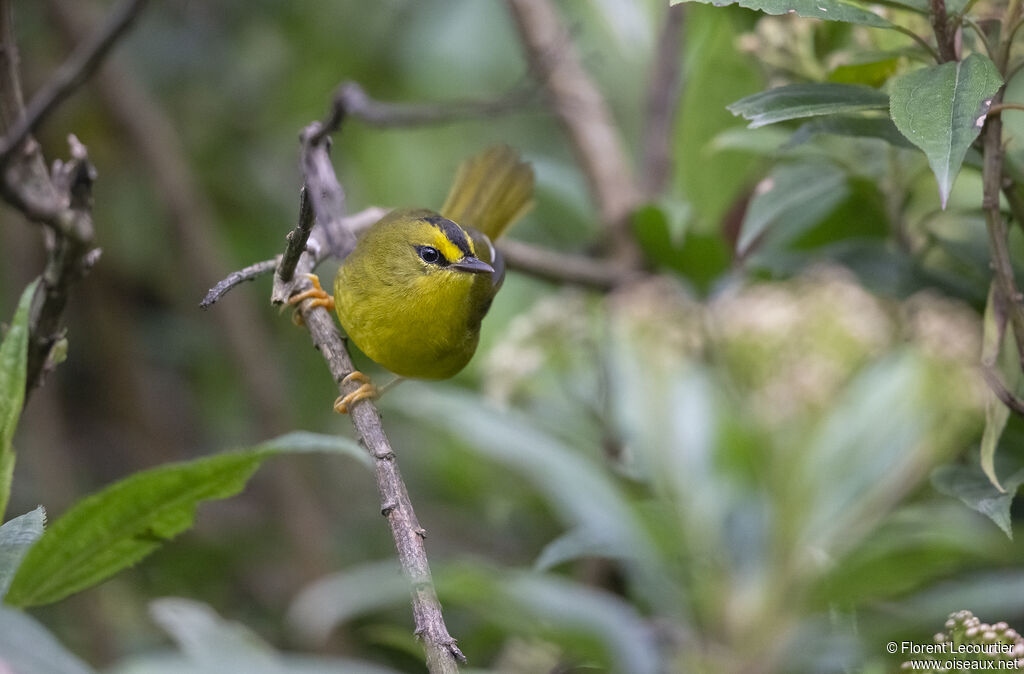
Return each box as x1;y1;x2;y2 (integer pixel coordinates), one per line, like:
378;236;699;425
450;256;494;274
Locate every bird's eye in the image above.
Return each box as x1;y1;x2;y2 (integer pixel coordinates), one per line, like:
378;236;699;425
418;246;441;264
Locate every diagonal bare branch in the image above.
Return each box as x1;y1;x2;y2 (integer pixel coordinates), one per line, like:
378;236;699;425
285;125;465;673
0;0;149;168
308;80;537;146
640;3;686;198
499;238;631;290
506;0;642;265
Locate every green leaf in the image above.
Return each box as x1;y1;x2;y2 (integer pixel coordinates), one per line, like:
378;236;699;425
676;6;764;233
673;0;892;26
150;597;276;662
889;53;1003;208
816;501;1002;604
112;598;404;674
729;83;890;128
0;506;44;600
390;385;661;573
799;352;939;557
5;432;366;607
535;526;628;571
505;574;660;674
788;116;915;148
979;283;1021;491
828;57;901;87
738;161;849;254
932;463;1024;538
287;561;409;644
111;656;401;674
631;204;731;293
868;0;968;14
0;605;95;674
0;279;38;521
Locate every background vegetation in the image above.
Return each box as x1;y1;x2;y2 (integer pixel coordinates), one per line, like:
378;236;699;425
3;0;1024;672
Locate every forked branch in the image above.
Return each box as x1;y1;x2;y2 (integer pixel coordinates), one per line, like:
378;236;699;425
278;125;465;674
0;0;147;394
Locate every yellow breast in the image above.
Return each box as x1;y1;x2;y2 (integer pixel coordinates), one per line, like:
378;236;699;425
333;209;494;379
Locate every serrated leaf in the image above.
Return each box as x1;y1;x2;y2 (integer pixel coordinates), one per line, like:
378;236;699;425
932;463;1024;538
889;53;1003;208
0;506;44;599
729;83;890;129
0;280;38;521
738;161;849;254
0;606;95;674
673;0;891;26
5;432;366;607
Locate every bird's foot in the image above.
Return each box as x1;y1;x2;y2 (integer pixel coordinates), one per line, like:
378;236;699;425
334;371;378;414
288;273;335;325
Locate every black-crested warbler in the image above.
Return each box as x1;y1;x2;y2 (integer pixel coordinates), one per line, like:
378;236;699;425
290;146;534;412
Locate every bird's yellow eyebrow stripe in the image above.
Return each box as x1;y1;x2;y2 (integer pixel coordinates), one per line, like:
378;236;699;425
432;230;467;264
422;213;476;262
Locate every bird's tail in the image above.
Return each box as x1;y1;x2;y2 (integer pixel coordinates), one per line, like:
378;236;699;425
441;145;534;241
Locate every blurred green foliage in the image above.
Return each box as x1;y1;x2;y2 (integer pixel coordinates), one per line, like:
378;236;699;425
2;0;1024;673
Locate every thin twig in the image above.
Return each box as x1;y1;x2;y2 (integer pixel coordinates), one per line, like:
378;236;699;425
297;124;353;261
891;24;943;62
300;81;536;256
980;0;1024;364
215;216;627;304
506;0;641;266
0;1;62;231
640;3;686;198
270;206;388;305
499;239;629;290
46;0;336;579
0;0;149;167
200;258;279;308
1000;0;1023;67
988;102;1024;115
981;365;1024;417
0;0;125;395
954;0;983;19
286;124;465;674
25;137;101;393
309;80;537;146
960;17;996;61
278;186;315;284
982;101;1024;361
1006;12;1024;47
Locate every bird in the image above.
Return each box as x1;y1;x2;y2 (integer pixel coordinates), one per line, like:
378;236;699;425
289;145;534;413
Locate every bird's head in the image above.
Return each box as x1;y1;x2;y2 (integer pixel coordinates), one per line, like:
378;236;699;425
384;209;493;281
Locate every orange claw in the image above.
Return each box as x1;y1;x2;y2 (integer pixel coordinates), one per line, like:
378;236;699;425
288;273;335;311
334;371;378;414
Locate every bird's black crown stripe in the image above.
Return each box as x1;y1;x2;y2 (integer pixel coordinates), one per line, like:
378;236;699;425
423;213;472;257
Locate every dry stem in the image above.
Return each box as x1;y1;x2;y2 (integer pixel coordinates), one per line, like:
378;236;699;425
506;0;641;265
